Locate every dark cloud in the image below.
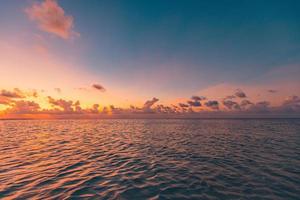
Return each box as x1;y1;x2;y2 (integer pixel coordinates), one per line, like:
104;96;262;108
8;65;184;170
143;97;159;112
256;101;270;107
222;100;241;111
268;89;277;93
154;104;177;114
186;96;204;107
224;95;236;100
240;99;253;109
2;88;300;118
205;101;219;110
187;100;202;107
280;96;300;111
92;84;106;92
249;101;270;112
109;105;124;114
129;105;141;112
178;103;189;108
235;89;247;98
0;89;25;98
191;96;206;101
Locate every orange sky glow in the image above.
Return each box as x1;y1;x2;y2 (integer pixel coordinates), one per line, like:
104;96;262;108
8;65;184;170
0;0;299;119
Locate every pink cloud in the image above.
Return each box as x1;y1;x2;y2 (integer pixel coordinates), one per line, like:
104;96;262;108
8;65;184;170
25;0;78;39
48;96;74;113
0;96;11;105
9;100;41;114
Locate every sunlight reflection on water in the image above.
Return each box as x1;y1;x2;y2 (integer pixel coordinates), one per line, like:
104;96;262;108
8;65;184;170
0;119;299;199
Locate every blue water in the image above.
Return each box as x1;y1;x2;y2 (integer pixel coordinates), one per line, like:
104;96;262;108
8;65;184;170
0;119;299;199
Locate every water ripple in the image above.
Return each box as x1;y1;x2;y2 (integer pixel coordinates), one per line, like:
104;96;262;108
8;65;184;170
0;119;299;199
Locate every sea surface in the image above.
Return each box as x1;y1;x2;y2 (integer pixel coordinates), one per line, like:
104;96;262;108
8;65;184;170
0;119;299;200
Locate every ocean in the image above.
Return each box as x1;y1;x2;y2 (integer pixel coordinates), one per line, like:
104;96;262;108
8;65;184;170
0;119;299;199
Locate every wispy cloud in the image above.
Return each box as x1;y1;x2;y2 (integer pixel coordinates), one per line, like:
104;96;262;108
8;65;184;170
25;0;78;39
268;89;277;93
54;88;62;94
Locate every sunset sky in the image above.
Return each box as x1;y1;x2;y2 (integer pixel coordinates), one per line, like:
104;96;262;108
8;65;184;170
0;0;300;118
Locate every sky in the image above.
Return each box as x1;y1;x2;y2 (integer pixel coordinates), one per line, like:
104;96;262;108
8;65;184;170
0;0;299;118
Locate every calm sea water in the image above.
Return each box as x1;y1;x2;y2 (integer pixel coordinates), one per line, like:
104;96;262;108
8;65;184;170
0;119;299;200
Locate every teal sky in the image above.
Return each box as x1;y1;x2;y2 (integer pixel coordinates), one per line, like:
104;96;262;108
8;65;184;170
61;0;300;93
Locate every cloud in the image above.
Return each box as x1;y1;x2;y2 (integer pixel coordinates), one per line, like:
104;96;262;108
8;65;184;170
74;100;82;112
187;100;202;107
54;88;62;93
8;100;41;114
280;96;300;111
1;85;299;118
143;97;159;112
186;96;204;107
256;101;270;107
91;104;100;113
0;96;11;105
204;101;219;110
25;0;78;39
75;87;88;91
0;89;39;107
235;89;247;98
268;89;277;93
92;84;106;92
0;89;25;98
191;96;206;101
178;103;189;108
224;95;236;100
102;106;109;114
240;99;253;109
109;105;124;114
154;104;177;114
249;101;270;112
222;100;241;111
31;90;38;98
48;96;74;113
